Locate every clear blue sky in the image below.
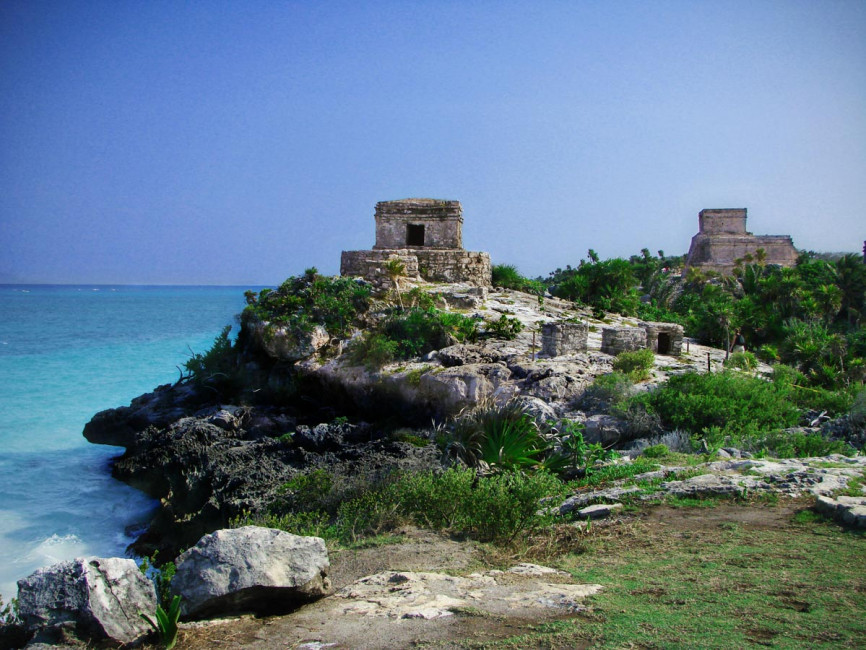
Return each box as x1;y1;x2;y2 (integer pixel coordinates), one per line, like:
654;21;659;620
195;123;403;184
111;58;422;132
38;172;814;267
1;0;864;284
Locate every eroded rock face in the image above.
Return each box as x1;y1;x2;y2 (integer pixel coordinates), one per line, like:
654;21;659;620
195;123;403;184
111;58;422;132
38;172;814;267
172;527;332;619
250;320;330;362
17;557;157;645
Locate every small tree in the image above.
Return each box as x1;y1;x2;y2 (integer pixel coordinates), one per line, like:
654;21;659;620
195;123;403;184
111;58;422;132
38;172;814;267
385;257;406;309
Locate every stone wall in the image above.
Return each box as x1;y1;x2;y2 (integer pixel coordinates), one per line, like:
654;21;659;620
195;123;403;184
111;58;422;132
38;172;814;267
340;249;491;288
640;321;684;356
339;251;420;290
374;199;462;250
685;208;798;275
541;321;588;357
601;327;646;356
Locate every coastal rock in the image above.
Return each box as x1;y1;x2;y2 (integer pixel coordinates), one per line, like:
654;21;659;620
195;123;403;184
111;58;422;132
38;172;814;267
171;527;332;619
83;382;203;449
17;557;157;645
250;320;330;362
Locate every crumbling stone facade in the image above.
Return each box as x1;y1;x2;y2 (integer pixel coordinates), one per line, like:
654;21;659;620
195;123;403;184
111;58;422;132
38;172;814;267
685;208;798;275
640;321;684;357
541;321;588;357
341;199;492;287
601;327;647;356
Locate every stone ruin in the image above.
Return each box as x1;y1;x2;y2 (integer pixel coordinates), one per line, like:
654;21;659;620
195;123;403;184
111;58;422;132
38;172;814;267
340;199;492;288
541;321;588;357
684;208;798;275
601;321;684;357
601;327;647;356
640;321;684;356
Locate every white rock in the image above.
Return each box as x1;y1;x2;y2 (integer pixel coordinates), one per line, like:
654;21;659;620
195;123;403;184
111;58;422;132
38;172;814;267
17;557;157;645
172;526;331;619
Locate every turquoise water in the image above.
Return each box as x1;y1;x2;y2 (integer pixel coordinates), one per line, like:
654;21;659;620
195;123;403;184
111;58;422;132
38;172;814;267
0;285;254;600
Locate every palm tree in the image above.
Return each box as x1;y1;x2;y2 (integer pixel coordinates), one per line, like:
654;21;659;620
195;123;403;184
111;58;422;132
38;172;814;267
385;257;406;309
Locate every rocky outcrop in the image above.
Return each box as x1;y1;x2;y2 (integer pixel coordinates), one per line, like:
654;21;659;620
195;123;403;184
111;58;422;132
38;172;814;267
172;527;332;619
248;319;330;362
17;557;157;646
815;495;866;528
333;565;602;620
92;395;441;561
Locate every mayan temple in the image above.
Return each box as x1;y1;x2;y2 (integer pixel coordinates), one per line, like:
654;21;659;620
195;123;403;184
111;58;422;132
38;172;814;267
684;208;798;274
340;198;492;287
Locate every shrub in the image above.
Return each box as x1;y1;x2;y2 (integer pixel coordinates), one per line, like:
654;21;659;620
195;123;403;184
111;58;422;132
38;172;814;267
347;333;398;370
243;271;371;339
446;400;548;471
183;325;240;396
642;443;670;458
634;371;801;446
756;430;852;458
612;348;655;382
492;264;544;295
481;314;524;340
381;308;478;359
724;351;758;371
580;372;634;409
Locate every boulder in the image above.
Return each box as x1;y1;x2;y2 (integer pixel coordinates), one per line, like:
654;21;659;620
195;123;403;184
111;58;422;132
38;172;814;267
250;320;330;362
418;363;514;413
584;414;628;446
17;557;157;645
171;526;332;619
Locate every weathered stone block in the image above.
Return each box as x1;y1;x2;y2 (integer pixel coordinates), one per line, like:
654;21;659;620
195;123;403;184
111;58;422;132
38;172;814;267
601;327;646;355
541;321;588;357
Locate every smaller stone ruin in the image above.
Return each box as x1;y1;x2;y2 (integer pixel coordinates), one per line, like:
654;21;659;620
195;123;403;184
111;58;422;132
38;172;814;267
640;321;684;356
541;321;588;357
601;327;647;356
601;323;684;357
341;199;491;288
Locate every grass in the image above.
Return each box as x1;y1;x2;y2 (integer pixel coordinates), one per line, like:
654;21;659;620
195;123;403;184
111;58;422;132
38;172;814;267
463;500;866;648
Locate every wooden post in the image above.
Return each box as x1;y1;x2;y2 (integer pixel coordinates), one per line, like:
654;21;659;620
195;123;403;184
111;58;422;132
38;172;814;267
532;330;536;362
707;352;711;373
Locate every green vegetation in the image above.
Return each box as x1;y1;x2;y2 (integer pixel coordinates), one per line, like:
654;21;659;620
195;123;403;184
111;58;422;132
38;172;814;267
480;314;523;340
235;466;565;545
140;595;182;650
627;370;856;455
492;505;866;648
183;325;241;396
547;252;641;318
611;348;655;382
348;307;480;369
491;264;544;296
243;268;372;338
724;350;758;370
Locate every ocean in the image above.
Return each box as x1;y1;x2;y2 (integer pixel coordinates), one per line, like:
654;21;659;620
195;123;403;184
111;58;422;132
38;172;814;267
0;284;255;601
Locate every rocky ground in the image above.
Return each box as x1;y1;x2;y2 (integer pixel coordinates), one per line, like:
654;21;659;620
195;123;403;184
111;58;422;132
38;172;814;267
52;281;863;649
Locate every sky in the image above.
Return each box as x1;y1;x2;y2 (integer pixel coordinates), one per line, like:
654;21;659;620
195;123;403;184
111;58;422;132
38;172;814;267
1;0;864;284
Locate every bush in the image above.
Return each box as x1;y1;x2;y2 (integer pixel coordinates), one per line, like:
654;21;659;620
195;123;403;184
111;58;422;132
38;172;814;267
243;271;371;339
634;371;801;446
756;430;852;458
347;333;398;370
642;443;670;458
481;315;524;340
236;467;565;546
612;348;655;382
183;325;241;396
580;372;634;410
724;351;758;371
446;400;548;471
381;308;478;359
492;264;544;295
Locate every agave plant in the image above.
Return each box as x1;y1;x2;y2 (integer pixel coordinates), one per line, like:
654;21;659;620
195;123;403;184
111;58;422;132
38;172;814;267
140;595;182;650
